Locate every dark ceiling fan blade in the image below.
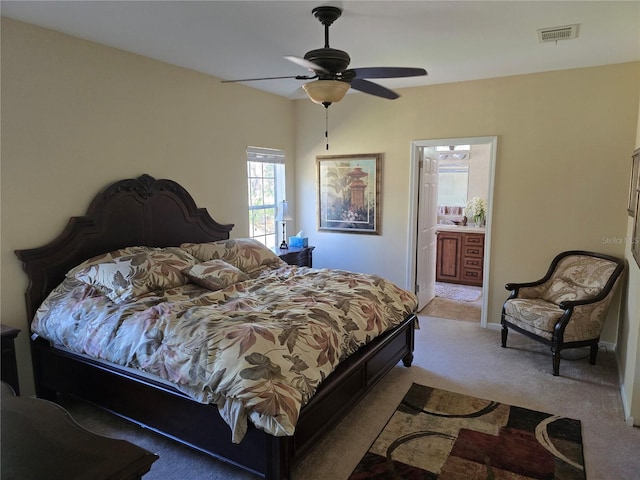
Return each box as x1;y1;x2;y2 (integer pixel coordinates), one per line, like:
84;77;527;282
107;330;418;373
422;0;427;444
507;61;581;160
351;67;427;79
350;78;399;100
221;74;315;83
285;55;329;74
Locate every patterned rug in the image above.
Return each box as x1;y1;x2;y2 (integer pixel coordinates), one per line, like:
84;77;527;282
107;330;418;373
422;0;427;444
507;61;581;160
435;283;482;303
349;384;585;480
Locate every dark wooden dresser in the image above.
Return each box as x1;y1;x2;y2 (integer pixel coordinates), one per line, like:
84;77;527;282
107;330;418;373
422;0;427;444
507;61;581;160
1;382;158;480
274;245;315;267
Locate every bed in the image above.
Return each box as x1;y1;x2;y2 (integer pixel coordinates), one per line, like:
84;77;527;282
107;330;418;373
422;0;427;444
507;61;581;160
15;174;418;480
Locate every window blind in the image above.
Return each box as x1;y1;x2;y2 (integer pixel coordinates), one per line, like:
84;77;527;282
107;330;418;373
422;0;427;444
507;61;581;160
247;147;285;164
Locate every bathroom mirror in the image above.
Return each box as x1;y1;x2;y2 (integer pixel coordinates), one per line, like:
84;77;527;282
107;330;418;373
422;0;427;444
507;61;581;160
438;162;469;207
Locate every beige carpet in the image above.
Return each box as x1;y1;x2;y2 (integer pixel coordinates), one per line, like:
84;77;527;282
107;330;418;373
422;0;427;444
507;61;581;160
59;315;640;480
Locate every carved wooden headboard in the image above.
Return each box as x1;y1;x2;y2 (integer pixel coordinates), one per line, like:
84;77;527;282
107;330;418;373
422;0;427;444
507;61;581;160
15;174;234;321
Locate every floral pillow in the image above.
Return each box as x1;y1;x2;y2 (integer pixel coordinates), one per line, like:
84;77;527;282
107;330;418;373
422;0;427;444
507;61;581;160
182;259;249;291
69;247;197;303
180;238;286;276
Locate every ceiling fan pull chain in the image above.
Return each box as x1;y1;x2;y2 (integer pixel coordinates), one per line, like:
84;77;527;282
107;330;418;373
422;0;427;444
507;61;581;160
325;106;329;150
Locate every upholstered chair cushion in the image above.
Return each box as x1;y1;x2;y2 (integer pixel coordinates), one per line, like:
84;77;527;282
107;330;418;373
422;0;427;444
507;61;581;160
502;299;562;340
540;255;618;304
560;277;621;342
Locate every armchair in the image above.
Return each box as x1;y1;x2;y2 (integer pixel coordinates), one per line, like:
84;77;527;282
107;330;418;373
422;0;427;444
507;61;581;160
501;250;625;376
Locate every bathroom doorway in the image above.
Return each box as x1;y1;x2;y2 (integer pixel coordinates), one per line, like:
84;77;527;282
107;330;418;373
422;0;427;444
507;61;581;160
406;136;497;327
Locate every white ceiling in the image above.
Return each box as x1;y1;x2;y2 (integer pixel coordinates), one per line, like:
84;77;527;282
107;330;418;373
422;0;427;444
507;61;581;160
2;1;639;99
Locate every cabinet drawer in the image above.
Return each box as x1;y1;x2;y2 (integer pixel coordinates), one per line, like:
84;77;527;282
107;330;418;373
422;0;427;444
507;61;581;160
464;245;483;257
463;234;484;246
463;257;483;269
282;250;308;267
461;268;483;282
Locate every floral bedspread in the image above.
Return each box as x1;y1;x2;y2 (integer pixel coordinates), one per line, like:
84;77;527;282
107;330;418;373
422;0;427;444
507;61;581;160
32;265;417;442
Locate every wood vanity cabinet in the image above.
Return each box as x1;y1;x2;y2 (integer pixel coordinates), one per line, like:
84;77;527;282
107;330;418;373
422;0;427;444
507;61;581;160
436;230;484;287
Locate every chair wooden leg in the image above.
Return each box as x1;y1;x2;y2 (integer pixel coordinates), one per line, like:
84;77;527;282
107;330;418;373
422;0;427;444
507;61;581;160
501;324;508;348
589;344;598;365
552;351;561;376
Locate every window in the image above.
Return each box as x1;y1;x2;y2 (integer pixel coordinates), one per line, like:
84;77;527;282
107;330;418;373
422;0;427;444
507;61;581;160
247;147;286;248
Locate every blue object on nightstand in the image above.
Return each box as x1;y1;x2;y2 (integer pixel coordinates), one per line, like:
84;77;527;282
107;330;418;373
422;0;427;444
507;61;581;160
289;236;308;248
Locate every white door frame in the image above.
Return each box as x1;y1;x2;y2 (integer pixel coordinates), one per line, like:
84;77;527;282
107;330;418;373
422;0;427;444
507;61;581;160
406;136;497;328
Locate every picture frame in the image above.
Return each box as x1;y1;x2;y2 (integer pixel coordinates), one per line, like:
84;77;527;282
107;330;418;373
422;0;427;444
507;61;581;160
317;153;381;234
628;148;640;216
633;190;640;268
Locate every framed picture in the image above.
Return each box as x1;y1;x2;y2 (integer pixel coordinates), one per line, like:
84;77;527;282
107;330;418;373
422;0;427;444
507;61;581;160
633;190;640;267
628;148;640;216
317;153;381;234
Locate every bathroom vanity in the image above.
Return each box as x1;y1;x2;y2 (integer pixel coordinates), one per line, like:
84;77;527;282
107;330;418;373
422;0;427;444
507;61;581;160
436;225;485;287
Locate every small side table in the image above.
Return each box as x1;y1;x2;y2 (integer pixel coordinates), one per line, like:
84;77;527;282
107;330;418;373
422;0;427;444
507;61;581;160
275;246;315;267
1;324;21;395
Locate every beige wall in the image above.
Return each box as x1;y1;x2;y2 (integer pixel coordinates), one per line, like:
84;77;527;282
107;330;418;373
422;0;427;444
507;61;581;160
1;18;295;395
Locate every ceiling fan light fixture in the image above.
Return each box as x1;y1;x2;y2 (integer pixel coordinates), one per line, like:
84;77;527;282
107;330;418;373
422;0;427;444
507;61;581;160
303;80;350;106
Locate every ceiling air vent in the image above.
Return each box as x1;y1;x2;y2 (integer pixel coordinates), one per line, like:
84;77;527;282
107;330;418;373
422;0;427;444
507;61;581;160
537;24;579;43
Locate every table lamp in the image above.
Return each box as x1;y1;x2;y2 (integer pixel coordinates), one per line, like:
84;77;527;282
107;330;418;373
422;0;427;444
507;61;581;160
275;200;293;249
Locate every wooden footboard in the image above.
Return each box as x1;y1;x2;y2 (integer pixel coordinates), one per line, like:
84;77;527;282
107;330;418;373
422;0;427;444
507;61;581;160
30;313;416;479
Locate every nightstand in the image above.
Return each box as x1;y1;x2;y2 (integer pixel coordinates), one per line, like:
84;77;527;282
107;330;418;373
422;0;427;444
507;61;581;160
1;324;21;395
274;246;315;267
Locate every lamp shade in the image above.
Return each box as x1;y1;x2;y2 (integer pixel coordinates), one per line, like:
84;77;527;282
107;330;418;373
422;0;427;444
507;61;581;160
276;200;293;221
302;80;350;105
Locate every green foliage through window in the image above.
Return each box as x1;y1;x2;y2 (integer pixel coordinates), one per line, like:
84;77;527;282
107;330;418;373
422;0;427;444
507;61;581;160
247;148;285;249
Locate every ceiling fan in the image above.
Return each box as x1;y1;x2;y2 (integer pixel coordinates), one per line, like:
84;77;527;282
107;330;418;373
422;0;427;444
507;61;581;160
222;6;428;107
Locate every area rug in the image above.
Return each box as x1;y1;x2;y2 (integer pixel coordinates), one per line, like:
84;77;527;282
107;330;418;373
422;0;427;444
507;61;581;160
349;383;585;480
435;283;482;303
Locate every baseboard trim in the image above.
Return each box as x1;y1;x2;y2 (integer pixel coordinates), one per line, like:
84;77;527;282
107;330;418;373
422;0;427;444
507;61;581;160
599;340;616;353
619;382;634;426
